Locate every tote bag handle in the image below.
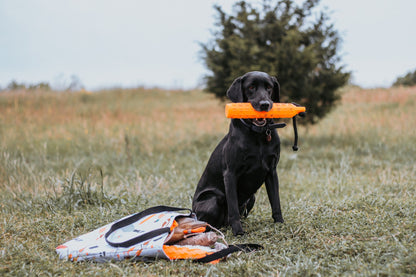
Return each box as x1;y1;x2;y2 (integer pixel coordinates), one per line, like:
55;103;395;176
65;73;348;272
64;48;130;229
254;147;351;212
105;206;191;248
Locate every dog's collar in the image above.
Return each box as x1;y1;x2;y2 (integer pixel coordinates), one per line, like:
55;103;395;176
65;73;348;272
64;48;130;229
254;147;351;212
239;102;305;150
239;118;286;134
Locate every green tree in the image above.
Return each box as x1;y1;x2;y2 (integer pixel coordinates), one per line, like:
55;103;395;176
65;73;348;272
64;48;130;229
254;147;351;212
7;80;51;91
7;80;26;90
201;0;350;124
393;68;416;87
28;82;51;91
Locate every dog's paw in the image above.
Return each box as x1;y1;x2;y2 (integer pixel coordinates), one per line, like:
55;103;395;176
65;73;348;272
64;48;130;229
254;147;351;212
231;222;245;236
273;216;284;223
233;229;245;236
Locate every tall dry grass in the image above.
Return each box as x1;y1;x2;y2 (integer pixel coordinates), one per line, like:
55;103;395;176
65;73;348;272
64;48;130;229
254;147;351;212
306;85;416;139
0;88;228;153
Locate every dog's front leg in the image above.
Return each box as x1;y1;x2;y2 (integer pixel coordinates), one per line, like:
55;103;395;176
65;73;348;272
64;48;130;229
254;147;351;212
224;170;244;235
265;169;284;223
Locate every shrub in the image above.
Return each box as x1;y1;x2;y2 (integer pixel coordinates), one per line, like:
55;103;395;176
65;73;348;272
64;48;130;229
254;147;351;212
393;68;416;87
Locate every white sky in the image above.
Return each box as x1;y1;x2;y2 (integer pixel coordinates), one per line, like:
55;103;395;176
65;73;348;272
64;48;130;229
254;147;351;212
1;0;415;90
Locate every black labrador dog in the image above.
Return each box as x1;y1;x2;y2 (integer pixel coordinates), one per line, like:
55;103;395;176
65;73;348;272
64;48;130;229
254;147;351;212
192;71;284;236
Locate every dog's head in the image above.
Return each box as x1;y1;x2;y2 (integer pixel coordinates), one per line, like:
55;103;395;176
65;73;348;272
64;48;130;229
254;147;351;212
226;71;280;112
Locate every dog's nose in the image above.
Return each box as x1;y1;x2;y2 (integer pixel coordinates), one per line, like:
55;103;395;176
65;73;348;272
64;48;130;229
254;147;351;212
259;100;271;111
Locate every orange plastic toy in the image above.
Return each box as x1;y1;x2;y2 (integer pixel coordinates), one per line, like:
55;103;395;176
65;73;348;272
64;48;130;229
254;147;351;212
225;103;306;119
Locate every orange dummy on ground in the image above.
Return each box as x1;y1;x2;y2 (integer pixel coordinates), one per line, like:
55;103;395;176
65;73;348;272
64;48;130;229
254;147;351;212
225;103;306;119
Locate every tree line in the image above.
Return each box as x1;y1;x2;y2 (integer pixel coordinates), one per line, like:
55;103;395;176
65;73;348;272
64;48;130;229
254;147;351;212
1;75;84;92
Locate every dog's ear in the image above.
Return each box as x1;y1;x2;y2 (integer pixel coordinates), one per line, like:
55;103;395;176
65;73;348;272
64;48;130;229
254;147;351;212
226;76;244;102
271;76;280;103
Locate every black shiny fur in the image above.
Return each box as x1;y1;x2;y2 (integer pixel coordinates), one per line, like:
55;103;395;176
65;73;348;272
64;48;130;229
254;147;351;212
192;71;284;236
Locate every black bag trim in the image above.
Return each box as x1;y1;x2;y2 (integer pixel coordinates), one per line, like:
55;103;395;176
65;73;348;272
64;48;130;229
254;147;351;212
105;206;191;248
194;243;264;263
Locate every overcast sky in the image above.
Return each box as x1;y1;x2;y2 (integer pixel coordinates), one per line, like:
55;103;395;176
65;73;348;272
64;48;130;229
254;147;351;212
1;0;415;90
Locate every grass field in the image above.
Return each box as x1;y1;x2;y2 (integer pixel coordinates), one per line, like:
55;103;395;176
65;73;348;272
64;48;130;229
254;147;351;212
1;85;415;276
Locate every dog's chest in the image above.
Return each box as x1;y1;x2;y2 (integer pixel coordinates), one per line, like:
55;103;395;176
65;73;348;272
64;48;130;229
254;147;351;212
241;143;278;173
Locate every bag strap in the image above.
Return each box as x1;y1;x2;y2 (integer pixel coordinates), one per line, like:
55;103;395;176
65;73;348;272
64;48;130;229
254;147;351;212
105;205;191;248
194;244;263;263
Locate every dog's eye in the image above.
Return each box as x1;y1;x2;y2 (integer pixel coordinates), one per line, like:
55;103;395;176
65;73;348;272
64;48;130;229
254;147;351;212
266;85;272;91
249;85;256;90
